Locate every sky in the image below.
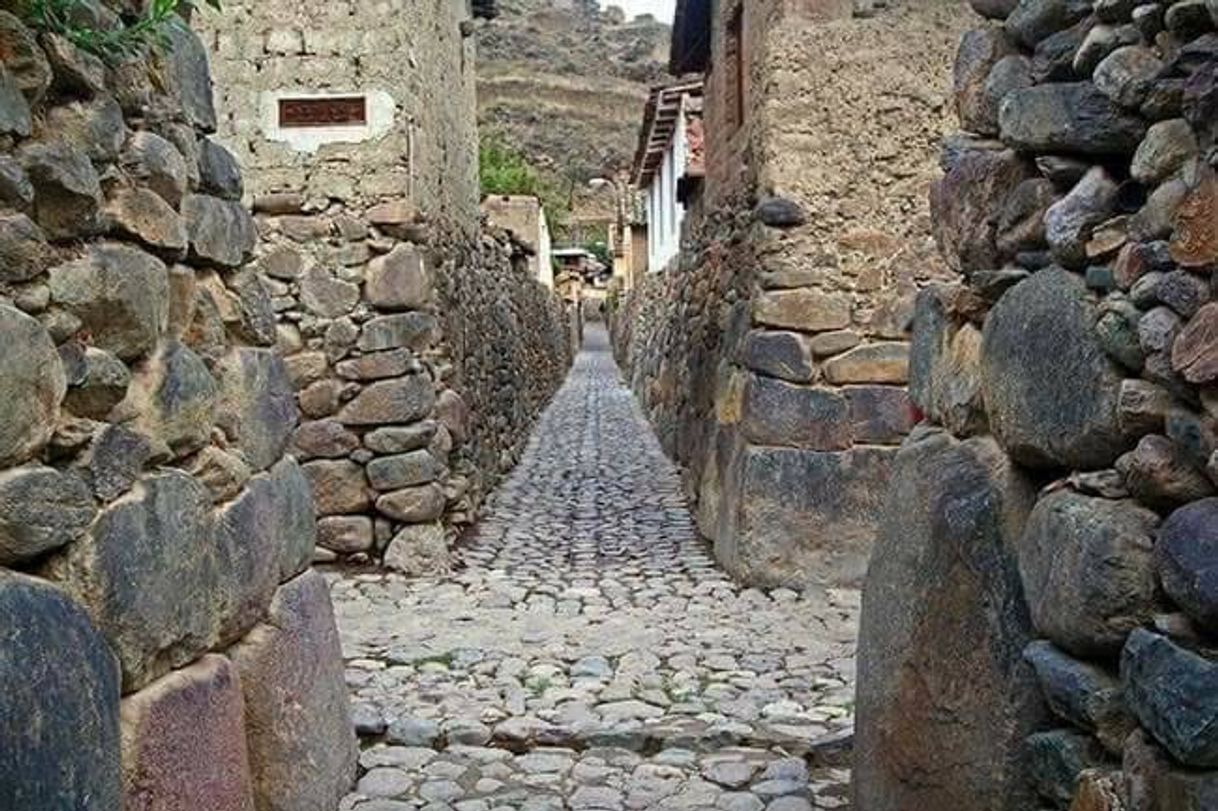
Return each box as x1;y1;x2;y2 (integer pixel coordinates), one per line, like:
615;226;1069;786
602;0;676;24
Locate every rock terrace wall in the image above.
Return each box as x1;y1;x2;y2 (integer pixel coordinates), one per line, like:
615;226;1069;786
856;0;1218;808
0;11;354;810
614;1;972;590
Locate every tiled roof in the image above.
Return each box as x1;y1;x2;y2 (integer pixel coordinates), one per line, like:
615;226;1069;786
630;80;704;189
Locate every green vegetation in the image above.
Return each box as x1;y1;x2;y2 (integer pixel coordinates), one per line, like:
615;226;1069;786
479;134;570;228
584;240;611;268
25;0;220;59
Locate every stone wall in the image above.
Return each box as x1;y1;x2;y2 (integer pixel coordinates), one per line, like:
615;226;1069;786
199;1;573;570
856;1;1218;809
199;0;479;229
254;193;571;570
613;1;973;589
0;12;354;809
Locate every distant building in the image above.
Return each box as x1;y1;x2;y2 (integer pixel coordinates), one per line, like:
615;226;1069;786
481;195;554;287
631;80;704;274
552;247;611;288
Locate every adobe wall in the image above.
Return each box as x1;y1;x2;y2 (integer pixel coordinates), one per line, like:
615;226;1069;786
856;1;1218;808
199;2;572;570
613;1;973;589
0;12;353;809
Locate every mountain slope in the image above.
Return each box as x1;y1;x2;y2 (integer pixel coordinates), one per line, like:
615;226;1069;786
475;2;672;193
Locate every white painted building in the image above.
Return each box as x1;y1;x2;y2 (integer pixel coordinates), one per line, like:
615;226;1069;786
632;81;704;274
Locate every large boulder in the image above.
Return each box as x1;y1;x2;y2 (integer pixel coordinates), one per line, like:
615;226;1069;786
366;450;445;491
48;242;170;361
357;312;438;352
930;141;1033;274
164;24;217;132
1023;640;1135;752
365;244;430;310
124;341;218;458
228;571;357;811
119;655;255;811
0;465;95;566
49;471;220;692
953;28;1018;135
384;523;450;576
337;376;436;426
855;428;1045;811
998;82;1148;155
739;330;815;382
197;139;243;201
1016;491;1159;657
1116;434;1215;510
302;459;371;515
1156;498;1218;632
181;194;256;268
823;342;909;385
0;572;121;811
216;348;298;471
63;346;131;420
1023;729;1110;806
121;131;189;208
741;375;852;450
751;287;851;332
1122;629;1218;768
908;286;987;436
1044;167;1119;268
0;305;66;467
0;213;53;282
298;266;359;319
727;445;894;588
215;458;316;644
0;12;51;103
20;140;103;238
1004;0;1092;47
103;187;188;256
981;268;1129;470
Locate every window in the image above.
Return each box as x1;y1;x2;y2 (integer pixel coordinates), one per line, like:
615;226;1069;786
278;96;367;129
725;6;744;134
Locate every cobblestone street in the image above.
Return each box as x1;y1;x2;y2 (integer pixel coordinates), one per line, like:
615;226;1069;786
332;326;859;811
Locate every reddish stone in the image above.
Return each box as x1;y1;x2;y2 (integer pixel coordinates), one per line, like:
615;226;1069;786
229;571;357;811
1113;242;1152;290
930;143;1033;274
1170;166;1217;268
120;654;255;811
1173;303;1218;385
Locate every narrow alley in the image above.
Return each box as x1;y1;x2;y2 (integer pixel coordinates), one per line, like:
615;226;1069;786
331;326;859;811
